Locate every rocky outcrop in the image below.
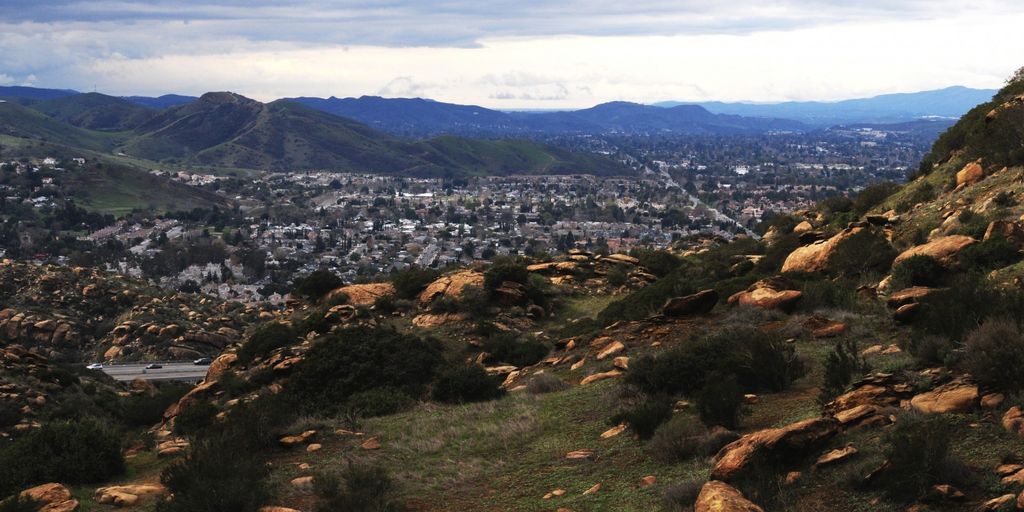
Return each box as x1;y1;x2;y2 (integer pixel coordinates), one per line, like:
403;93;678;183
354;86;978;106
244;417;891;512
984;220;1024;249
727;279;802;312
894;235;977;269
94;484;166;507
909;379;978;414
781;226;895;274
694;480;764;512
20;483;78;511
326;282;395;306
417;270;485;307
711;417;838;482
663;289;719;317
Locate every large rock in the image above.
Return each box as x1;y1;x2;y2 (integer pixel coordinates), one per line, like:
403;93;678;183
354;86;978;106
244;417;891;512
326;282;395;306
663;289;719;317
417;270;484;307
711;417;838;482
603;253;640;265
909;380;978;414
781;226;895;274
20;483;79;511
727;279;802;312
886;286;941;308
694;480;764;512
955;160;984;187
1001;406;1024;437
94;484;166;507
204;352;237;383
894;235;978;269
984;220;1024;249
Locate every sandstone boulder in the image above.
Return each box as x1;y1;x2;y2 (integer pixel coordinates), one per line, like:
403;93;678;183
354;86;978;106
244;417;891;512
1002;406;1024;437
694;480;764;512
663;289;719;317
603;253;640;265
711;417;838;481
417;270;484;307
781;226;895;274
955;160;984;187
894;235;977;269
909;380;978;414
728;279;802;312
327;282;395;306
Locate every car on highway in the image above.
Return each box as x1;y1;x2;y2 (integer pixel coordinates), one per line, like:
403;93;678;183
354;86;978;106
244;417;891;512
145;363;163;369
193;357;212;365
85;363;103;370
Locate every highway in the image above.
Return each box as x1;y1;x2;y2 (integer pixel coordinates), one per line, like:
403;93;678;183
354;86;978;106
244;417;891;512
96;363;210;382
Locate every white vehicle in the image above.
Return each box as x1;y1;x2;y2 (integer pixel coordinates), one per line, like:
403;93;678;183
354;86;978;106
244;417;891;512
85;363;104;370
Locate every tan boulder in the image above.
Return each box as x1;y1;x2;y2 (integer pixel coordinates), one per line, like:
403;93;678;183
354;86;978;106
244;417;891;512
580;370;622;385
20;483;72;506
984;220;1024;249
815;444;858;467
793;220;813;234
613;356;630;371
1002;406;1024;437
411;312;470;328
204;352;238;383
695;480;764;512
603;253;640;265
259;508;303;512
417;270;484;307
781;226;895;274
326;282;395;306
601;424;627;439
291;476;314;492
886;286;941;308
894;235;977;269
639;475;657;488
94;484;166;507
981;494;1015;511
360;437;381;450
955;160;984;187
811;322;846;339
596;340;625;360
711;417;838;482
581;483;602;495
728;279;802;311
909;380;978;414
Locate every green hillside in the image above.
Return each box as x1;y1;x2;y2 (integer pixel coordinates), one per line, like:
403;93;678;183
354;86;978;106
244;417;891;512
0;101;122;151
30;92;156;132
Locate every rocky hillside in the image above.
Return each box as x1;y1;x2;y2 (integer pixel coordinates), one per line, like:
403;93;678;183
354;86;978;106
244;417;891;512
0;260;267;362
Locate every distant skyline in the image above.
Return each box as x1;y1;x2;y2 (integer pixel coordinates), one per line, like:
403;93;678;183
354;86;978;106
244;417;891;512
1;1;1023;108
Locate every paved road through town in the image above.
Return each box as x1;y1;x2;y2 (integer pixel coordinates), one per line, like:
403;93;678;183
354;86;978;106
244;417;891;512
96;363;210;382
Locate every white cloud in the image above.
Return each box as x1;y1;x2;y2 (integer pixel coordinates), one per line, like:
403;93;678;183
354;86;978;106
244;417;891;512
1;3;1023;107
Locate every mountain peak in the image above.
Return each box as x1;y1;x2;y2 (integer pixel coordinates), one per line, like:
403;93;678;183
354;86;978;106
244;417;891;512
197;91;259;106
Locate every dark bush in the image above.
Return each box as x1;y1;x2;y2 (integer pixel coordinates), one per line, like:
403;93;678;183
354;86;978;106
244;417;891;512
173;400;219;437
431;365;504;404
483;260;529;290
237;322;297;364
662;480;705;511
795;277;859;312
819;339;869;405
911;274;1024;340
649;414;709;463
890;255;945;289
288;326;443;414
0;403;20;429
611;396;673;440
962;236;1020;271
964;318;1024;393
390;267;440;300
908;334;957;367
525;373;569;394
0;419;124;497
120;382;193;427
481;333;549;367
697;373;745;429
0;496;36;512
878;413;955;500
606;266;628;287
293;269;343;301
347;387;416;417
854;182;900;216
313;464;406;512
628;248;682;277
626;328;805;397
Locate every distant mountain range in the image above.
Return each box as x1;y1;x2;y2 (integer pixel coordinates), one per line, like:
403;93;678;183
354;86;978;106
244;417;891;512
0;90;628;177
655;86;997;126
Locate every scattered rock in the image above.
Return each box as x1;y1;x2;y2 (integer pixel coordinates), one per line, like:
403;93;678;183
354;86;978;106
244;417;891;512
290;476;314;492
811;322;846;339
543;489;566;499
711;417;838;482
815;444;858;467
695;480;764;512
613;356;630;371
980;494;1015;511
894;235;978;269
981;393;1005;410
955;160;984;187
781;226;895;274
580;370;622;385
727;279;802;312
1002;406;1024;437
360;437;381;450
582;483;602;495
639;475;657;488
565;449;593;460
601;424;627;439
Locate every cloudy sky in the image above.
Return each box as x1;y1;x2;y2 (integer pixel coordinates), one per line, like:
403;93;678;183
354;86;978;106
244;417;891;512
1;1;1023;108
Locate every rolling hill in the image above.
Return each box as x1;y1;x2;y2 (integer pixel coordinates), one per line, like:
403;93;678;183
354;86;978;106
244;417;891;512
0;91;631;177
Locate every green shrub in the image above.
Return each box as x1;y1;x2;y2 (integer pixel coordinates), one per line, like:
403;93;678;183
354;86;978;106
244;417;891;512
878;413;955;500
0;419;124;497
697;373;745;429
964;318;1024;393
962;236;1020;271
909;334;957;367
431;365;504;404
911;274;1024;340
0;496;36;512
610;396;673;440
662;480;705;511
313;464;405;512
293;269;344;301
890;255;945;289
288;326;443;414
483;260;529;290
347;387;415;417
0;403;20;429
481;333;549;367
606;266;628;287
120;382;193;427
525;373;569;394
854;182;900;216
795;277;859;312
626;327;805;396
957;210;990;239
628;249;682;277
237;322;297;364
390;267;440;300
173;400;219;437
818;339;869;405
649;415;709;463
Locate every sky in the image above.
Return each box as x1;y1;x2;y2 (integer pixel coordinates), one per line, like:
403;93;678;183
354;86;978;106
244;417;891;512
1;1;1023;109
